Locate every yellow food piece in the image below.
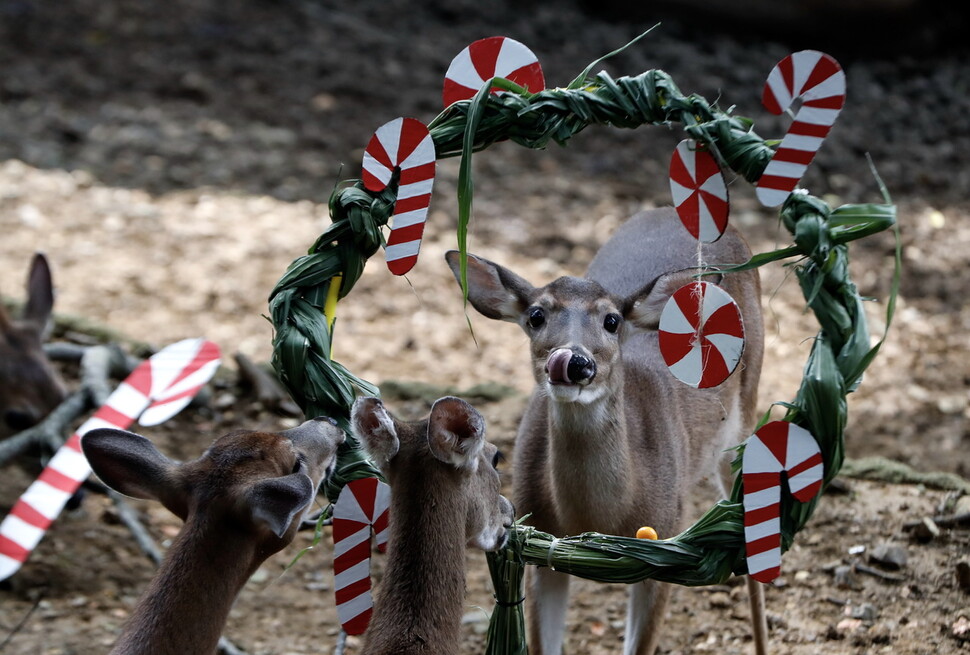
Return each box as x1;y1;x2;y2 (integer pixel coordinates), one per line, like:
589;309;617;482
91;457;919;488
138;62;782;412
636;526;658;540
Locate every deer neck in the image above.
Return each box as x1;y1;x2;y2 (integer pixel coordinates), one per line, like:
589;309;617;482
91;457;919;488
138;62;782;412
111;518;257;655
364;469;467;655
546;378;636;533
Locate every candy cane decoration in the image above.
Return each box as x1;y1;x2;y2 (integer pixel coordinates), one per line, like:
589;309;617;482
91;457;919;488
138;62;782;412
442;36;545;108
658;281;745;389
332;476;391;635
0;338;220;581
362;117;436;276
669;139;729;243
742;421;824;583
756;50;846;207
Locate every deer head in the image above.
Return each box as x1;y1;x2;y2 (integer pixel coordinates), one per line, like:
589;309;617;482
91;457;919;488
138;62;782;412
0;253;67;440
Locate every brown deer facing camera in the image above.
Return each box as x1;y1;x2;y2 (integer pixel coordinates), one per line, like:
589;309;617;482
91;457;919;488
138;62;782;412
0;253;66;440
352;395;515;655
81;418;345;655
446;207;767;655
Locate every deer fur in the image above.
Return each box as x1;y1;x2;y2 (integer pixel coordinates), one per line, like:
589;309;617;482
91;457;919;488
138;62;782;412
0;253;66;440
352;396;515;655
81;418;345;655
446;207;766;655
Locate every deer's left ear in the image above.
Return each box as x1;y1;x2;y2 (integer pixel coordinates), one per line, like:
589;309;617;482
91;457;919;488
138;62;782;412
624;270;722;330
246;473;315;538
427;396;485;471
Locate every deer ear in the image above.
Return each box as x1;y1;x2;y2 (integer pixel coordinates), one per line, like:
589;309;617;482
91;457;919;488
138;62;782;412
246;473;315;538
352;397;399;466
23;253;55;337
624;270;722;330
82;429;179;503
444;251;532;323
427;396;485;471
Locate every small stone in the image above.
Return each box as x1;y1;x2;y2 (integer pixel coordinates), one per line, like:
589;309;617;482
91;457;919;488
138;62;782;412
794;570;811;583
952;615;970;641
869;543;908;570
834;565;861;590
956;562;970;593
847;603;878;622
708;591;732;609
912;517;941;543
848;544;866;556
836;617;863;632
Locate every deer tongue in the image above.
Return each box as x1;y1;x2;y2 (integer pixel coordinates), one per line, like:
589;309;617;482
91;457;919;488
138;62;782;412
546;348;574;385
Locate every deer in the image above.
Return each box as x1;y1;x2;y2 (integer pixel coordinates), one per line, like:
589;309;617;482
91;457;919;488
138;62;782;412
445;206;767;655
80;417;346;655
351;395;515;655
0;253;67;440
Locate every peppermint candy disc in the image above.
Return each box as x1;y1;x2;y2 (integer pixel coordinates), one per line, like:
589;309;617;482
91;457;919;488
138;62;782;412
658;281;744;389
756;50;846;207
361;117;437;276
669;139;729;242
742;421;824;582
442;36;545;108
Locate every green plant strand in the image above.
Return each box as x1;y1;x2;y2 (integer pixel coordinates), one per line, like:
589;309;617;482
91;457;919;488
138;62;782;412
268;42;898;619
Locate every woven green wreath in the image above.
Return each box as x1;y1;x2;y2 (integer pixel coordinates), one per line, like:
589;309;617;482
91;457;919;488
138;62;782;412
268;35;899;653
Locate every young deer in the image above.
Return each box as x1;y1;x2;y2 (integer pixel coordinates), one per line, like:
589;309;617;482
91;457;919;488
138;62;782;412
351;396;515;655
81;418;345;655
0;253;67;439
446;207;766;655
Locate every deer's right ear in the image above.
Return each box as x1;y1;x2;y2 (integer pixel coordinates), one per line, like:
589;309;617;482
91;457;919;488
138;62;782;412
82;429;178;502
444;251;532;322
351;397;399;467
427;396;485;471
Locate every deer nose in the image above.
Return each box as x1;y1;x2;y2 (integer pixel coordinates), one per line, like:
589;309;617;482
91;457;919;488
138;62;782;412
546;348;597;385
4;409;38;432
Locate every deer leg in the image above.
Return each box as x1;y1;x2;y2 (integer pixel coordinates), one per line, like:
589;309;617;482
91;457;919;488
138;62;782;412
747;575;769;655
527;566;570;655
624;579;671;655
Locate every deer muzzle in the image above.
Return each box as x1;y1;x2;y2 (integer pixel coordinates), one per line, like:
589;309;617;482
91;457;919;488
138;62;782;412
545;348;596;386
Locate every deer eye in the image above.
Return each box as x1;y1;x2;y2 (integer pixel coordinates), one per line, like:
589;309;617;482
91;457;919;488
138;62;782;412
527;307;545;329
491;450;505;469
292;455;305;474
603;313;621;334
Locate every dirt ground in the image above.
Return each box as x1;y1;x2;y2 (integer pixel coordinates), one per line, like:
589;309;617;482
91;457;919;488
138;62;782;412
1;1;969;653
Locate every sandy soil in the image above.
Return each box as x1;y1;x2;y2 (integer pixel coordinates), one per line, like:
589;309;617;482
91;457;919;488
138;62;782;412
1;1;968;653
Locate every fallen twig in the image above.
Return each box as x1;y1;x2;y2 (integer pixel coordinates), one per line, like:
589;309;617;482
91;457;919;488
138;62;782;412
234;352;301;415
903;512;970;531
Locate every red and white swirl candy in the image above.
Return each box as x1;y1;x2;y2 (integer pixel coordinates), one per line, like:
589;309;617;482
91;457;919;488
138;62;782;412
442;36;545;108
0;338;221;581
756;50;846;207
362;117;437;276
742;421;824;583
333;476;391;635
669;139;730;243
658;281;745;389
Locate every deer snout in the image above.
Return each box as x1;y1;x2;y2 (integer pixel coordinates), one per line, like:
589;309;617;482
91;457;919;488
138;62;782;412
545;348;596;386
4;408;39;433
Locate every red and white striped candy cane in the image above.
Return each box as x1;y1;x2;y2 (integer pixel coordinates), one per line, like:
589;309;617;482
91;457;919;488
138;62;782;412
658;281;745;389
0;338;220;581
669;139;730;243
756;50;846;207
742;420;824;583
332;476;391;635
442;36;545;108
362;117;436;276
